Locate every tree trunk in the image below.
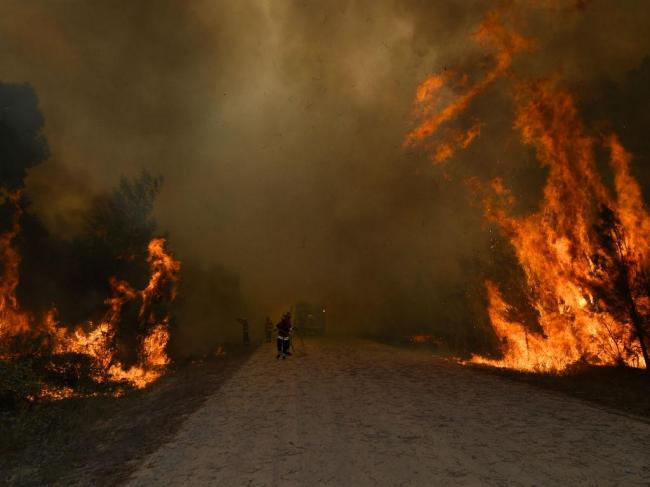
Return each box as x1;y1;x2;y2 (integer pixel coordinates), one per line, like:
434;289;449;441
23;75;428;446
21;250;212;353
628;302;650;370
622;283;650;370
610;227;650;371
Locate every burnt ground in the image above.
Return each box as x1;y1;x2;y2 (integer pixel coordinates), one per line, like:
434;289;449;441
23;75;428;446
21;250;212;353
0;345;254;486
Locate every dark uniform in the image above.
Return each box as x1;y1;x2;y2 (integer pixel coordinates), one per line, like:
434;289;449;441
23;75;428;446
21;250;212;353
276;313;292;359
264;317;273;343
237;318;250;345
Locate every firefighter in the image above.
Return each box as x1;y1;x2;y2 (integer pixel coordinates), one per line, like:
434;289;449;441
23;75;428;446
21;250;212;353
276;312;292;359
237;318;250;345
264;316;273;343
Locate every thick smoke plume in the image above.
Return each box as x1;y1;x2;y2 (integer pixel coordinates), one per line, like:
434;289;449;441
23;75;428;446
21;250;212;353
1;1;650;353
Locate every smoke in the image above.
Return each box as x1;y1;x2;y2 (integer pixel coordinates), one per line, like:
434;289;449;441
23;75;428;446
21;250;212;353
1;1;650;348
0;83;48;192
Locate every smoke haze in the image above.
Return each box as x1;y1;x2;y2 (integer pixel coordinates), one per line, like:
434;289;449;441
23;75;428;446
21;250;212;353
1;0;650;347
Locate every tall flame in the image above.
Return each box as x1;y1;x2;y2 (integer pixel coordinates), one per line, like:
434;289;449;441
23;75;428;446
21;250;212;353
404;7;532;156
405;7;649;371
55;238;180;389
0;192;30;339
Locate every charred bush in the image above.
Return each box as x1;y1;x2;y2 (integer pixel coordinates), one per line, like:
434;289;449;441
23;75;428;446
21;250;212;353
0;359;41;410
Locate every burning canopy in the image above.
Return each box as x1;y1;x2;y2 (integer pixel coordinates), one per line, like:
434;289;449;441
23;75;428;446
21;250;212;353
405;5;650;372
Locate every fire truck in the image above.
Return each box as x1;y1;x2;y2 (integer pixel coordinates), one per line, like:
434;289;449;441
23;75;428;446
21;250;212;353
291;301;326;336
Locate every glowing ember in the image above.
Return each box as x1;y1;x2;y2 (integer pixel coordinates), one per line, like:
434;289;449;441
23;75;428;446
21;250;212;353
410;334;433;344
58;239;180;389
405;7;649;372
0;192;31;340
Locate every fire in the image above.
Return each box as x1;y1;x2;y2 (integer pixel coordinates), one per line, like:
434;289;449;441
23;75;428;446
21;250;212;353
410;334;433;344
479;81;650;371
56;238;179;389
404;8;531;150
432;121;482;164
0;192;31;339
405;7;650;372
0;192;180;395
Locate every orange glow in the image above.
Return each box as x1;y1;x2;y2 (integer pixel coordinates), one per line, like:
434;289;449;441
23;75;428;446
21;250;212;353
404;8;531;149
410;334;433;344
0;192;181;396
0;192;31;340
405;8;649;372
432;122;482;164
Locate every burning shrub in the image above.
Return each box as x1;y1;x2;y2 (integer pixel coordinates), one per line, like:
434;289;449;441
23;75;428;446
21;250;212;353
0;81;181;402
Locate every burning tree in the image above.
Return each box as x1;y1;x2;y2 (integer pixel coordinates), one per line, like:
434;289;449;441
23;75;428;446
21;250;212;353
589;193;650;367
404;7;650;372
0;81;182;403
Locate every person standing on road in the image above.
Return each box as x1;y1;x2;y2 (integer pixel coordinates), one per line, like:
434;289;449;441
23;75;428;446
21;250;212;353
276;312;292;359
264;316;273;343
237;318;250;345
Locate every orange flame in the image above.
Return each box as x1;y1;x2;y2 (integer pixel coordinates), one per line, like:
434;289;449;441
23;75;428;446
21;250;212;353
405;8;649;372
57;238;180;389
0;192;181;394
410;334;433;344
432;121;482;164
404;8;532;149
0;192;31;339
476;81;648;371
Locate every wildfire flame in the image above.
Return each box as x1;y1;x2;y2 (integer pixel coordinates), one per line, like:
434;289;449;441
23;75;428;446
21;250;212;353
405;7;650;372
0;192;30;339
404;7;532;155
410;334;434;344
0;192;180;395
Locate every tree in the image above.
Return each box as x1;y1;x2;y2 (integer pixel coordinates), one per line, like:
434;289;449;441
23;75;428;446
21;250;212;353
589;204;650;370
82;171;162;266
0;82;48;192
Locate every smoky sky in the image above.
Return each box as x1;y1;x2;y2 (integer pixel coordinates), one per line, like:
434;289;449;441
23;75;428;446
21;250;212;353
1;0;650;336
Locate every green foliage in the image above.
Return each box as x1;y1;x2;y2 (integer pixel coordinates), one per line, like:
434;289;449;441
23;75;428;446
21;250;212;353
3;171;167;403
69;170;165;365
82;170;163;263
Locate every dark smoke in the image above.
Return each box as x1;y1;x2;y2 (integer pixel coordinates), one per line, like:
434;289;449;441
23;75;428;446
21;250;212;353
0;83;48;191
1;1;649;353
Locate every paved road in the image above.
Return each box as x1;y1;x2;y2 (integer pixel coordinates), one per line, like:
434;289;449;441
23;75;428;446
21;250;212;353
128;340;650;486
